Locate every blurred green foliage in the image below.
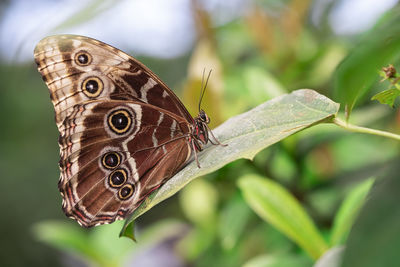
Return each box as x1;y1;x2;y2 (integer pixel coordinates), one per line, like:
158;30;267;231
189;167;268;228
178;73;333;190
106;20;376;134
333;7;400;118
1;1;400;267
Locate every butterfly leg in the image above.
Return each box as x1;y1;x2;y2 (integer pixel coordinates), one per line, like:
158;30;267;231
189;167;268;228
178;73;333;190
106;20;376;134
190;138;201;168
206;125;227;147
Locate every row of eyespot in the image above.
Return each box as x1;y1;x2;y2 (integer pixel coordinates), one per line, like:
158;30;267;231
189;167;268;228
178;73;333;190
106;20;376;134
102;152;134;200
74;50;104;98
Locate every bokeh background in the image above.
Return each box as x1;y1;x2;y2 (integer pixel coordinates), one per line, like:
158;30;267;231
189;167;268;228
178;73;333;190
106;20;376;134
1;0;400;266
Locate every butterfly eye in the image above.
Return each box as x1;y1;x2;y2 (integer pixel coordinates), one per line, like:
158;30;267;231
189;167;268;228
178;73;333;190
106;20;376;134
109;169;127;188
118;184;134;200
199;111;210;123
107;109;132;134
82;77;103;98
102;152;120;169
75;51;92;66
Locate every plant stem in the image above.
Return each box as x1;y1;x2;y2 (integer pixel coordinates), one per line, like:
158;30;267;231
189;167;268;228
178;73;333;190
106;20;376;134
333;117;400;141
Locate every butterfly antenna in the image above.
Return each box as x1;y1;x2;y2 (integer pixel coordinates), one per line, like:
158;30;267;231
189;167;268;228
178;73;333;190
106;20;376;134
199;68;205;112
198;69;212;112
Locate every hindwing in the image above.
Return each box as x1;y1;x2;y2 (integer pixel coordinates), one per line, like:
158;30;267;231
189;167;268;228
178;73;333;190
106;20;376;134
58;100;191;227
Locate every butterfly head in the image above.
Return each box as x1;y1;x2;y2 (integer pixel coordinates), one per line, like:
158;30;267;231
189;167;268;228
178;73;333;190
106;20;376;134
198;109;210;124
192;109;211;150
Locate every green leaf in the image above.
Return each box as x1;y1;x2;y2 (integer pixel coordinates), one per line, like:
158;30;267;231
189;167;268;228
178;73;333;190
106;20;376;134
32;221;105;265
341;163;400;267
34;220;186;266
243;66;287;102
219;193;252;250
371;88;400;107
87;222;137;264
132;219;187;246
238;174;329;260
333;11;400;118
243;253;312;267
176;226;216;261
179;178;218;226
119;220;135;241
121;89;339;237
313;246;345;267
330;178;374;246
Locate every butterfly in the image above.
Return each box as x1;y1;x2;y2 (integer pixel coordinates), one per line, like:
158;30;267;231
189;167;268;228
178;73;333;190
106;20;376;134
34;35;222;227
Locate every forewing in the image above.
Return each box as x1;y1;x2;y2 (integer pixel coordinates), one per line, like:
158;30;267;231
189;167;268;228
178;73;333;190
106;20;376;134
34;34;193;131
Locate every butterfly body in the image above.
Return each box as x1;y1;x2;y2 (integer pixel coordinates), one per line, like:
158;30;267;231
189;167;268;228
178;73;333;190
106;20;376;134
34;35;212;227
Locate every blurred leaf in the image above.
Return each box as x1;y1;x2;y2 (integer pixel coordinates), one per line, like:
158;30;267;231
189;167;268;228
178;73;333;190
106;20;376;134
342;162;400;267
269;147;298;183
345;104;392;126
307;187;340;220
332;135;398;173
219;193;252;250
243;66;287;101
121;89;340;237
330;178;374;246
238;174;328;260
223;68;253;117
308;44;346;87
32;221;106;266
133;219;187;246
294;28;319;62
371;88;400;107
179;178;218;227
313;246;344;267
243;253;312;267
34;220;186;266
86;223;136;266
217;21;255;66
333;12;400;118
241;223;294;261
177;225;215;261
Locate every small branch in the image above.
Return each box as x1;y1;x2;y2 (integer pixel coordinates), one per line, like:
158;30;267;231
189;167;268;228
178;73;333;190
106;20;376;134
333;117;400;141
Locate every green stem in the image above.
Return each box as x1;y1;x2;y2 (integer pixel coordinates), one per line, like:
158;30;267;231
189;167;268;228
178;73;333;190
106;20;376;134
333;117;400;141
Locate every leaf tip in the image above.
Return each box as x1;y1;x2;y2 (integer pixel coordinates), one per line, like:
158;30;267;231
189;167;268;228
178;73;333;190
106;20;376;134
119;221;136;242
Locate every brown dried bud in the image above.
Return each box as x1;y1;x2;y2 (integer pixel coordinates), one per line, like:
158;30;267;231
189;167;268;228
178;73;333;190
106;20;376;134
382;64;396;79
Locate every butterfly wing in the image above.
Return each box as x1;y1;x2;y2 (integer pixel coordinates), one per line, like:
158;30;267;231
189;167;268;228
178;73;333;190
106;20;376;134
34;34;194;131
34;35;194;227
58;100;191;227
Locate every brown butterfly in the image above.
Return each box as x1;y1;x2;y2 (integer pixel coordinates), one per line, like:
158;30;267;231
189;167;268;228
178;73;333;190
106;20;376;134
34;35;222;227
